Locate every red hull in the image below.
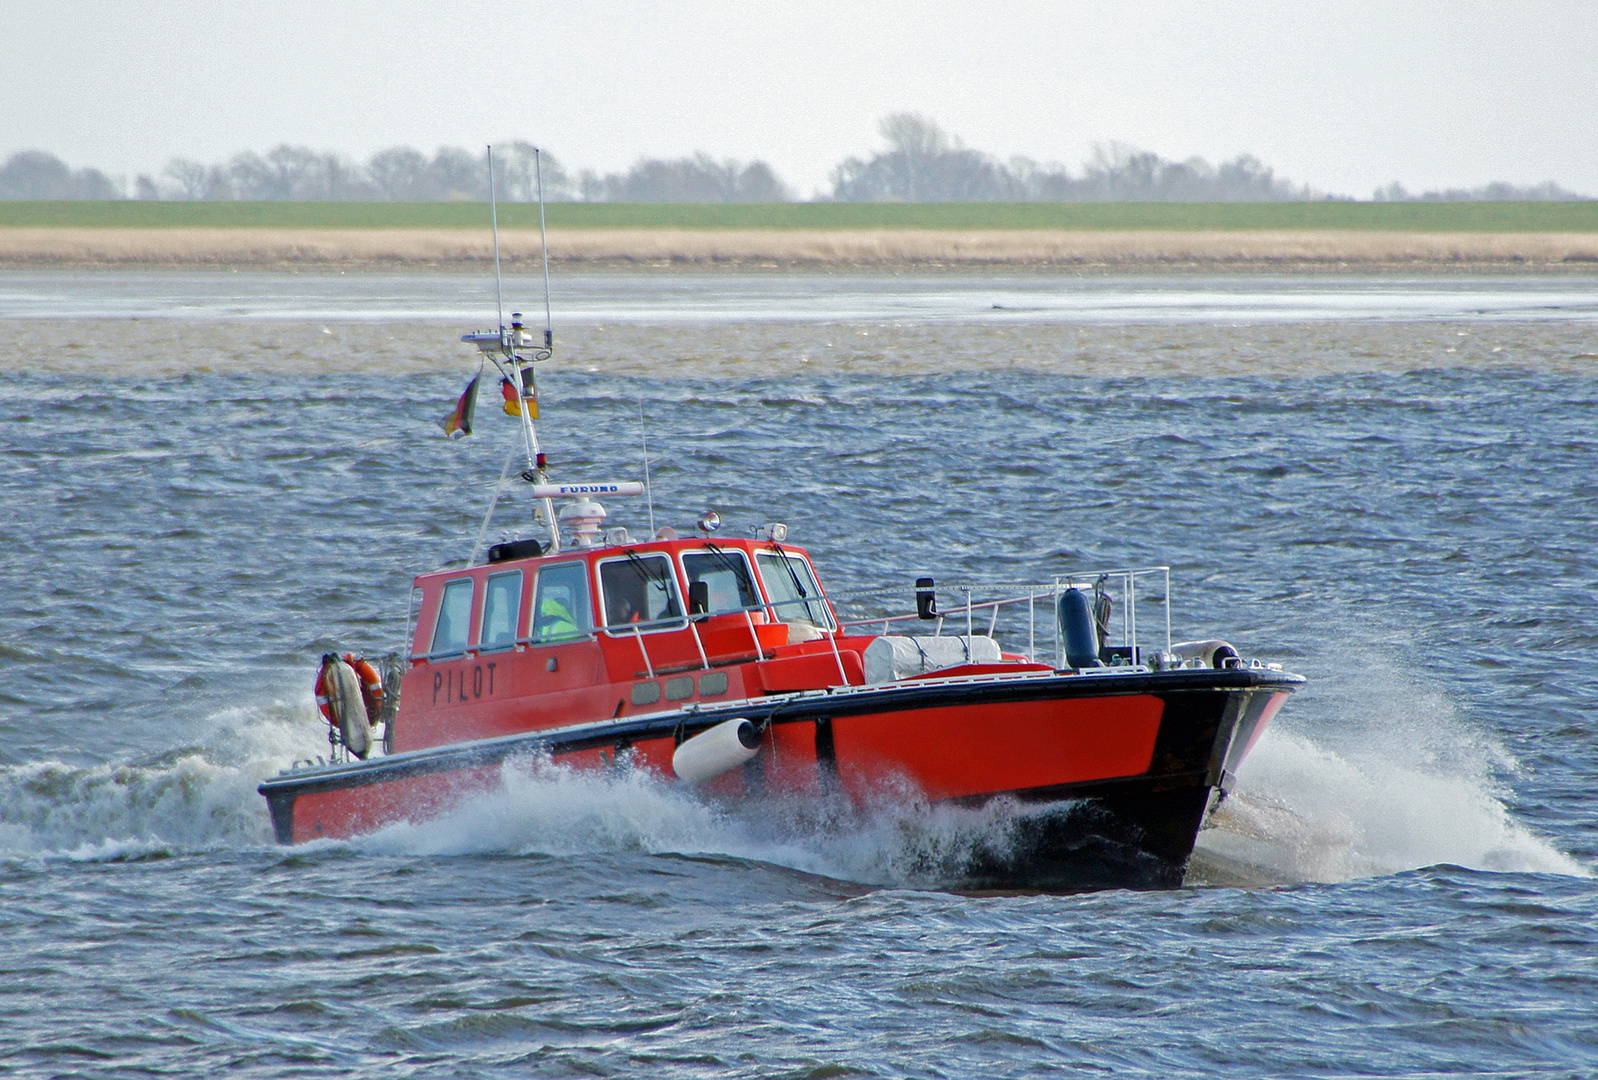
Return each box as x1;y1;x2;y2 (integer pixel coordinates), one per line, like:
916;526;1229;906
263;669;1299;889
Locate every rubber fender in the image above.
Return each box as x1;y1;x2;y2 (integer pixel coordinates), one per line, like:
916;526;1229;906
1058;589;1104;669
672;718;759;785
1170;639;1240;669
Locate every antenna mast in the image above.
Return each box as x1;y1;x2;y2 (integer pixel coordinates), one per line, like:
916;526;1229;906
535;146;554;354
488;144;505;336
461;143;560;554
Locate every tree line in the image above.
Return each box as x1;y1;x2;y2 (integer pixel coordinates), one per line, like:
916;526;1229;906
0;114;1588;203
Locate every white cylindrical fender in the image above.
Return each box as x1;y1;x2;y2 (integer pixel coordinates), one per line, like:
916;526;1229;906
326;657;372;759
1170;639;1241;669
672;718;760;785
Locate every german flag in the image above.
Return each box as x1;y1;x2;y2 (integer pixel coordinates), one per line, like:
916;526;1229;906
502;370;538;418
439;374;479;439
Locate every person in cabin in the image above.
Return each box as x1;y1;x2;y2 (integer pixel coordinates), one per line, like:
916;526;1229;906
605;584;647;626
535;589;581;641
610;596;643;624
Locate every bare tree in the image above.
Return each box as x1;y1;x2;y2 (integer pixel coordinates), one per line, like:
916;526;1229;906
429;147;486;200
225;151;273;199
831;113;1020;201
202;164;234;200
163;158;209;200
491;143;575;201
731;160;791;202
585;152;793;202
1379;179;1591;202
263;145;351;200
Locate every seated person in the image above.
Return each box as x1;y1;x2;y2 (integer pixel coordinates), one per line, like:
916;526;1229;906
533;588;583;641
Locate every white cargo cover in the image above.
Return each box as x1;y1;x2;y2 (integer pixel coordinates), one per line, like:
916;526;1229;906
863;635;1003;684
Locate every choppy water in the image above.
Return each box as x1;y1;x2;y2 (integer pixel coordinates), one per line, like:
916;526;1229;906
2;271;1597;1077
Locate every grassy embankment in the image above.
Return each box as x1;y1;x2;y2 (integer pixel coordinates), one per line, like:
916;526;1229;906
4;201;1598;230
2;201;1596;267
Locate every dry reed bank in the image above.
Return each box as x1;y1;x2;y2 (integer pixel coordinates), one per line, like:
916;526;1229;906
2;226;1598;270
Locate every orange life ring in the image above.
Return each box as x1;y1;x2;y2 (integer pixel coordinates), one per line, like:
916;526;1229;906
315;653;384;725
315;653;377;760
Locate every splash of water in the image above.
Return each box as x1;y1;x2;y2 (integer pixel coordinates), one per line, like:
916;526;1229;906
1195;660;1589;883
2;679;1585;888
0;702;313;859
356;756;1055;889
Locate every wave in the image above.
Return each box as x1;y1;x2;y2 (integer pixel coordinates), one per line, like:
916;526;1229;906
0;702;311;859
1195;658;1589;884
354;758;1061;889
1;685;1585;888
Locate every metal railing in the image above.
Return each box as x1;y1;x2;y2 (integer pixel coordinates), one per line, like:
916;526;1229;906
407;567;1176;678
833;567;1172;670
596;595;850;686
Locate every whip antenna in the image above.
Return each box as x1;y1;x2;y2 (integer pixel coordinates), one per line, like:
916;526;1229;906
487;144;505;336
639;398;656;536
534;146;553;352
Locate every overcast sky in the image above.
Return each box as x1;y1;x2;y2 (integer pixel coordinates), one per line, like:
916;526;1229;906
3;1;1594;199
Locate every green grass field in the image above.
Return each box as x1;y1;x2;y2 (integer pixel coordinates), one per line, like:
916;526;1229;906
2;200;1596;231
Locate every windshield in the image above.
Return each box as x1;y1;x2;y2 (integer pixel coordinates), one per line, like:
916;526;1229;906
682;548;759;615
755;550;832;629
599;552;685;629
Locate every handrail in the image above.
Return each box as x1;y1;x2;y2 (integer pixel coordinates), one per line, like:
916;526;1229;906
630;624;654;679
833;568;1174;667
595;595;836;681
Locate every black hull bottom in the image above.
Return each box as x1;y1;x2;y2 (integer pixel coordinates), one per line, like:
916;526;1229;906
952;786;1214;893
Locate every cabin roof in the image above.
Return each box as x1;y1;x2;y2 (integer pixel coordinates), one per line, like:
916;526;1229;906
413;535;815;587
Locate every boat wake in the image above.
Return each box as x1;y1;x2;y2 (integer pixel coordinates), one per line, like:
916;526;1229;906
1192;679;1589;886
353;758;1077;891
1;692;1586;889
0;702;310;859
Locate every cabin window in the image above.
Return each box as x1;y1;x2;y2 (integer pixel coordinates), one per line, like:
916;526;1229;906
431;578;475;656
599;552;684;629
755;551;833;630
681;548;759;615
479;570;522;651
530;561;593;644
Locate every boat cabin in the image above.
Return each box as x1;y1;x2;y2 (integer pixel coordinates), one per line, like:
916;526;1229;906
394;535;872;753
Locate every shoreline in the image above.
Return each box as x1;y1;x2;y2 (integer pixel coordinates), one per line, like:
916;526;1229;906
2;227;1596;272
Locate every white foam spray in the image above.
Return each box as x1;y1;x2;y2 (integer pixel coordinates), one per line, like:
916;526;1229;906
0;701;315;859
5;653;1585;889
356;756;1046;888
1195;654;1589;884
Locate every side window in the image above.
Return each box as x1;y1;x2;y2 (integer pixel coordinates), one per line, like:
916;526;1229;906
430;578;475;656
531;561;593;644
479;570;522;651
756;551;833;629
599;553;684;629
681;549;759;614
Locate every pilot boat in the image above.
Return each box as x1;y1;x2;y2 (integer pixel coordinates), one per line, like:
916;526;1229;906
258;156;1303;890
